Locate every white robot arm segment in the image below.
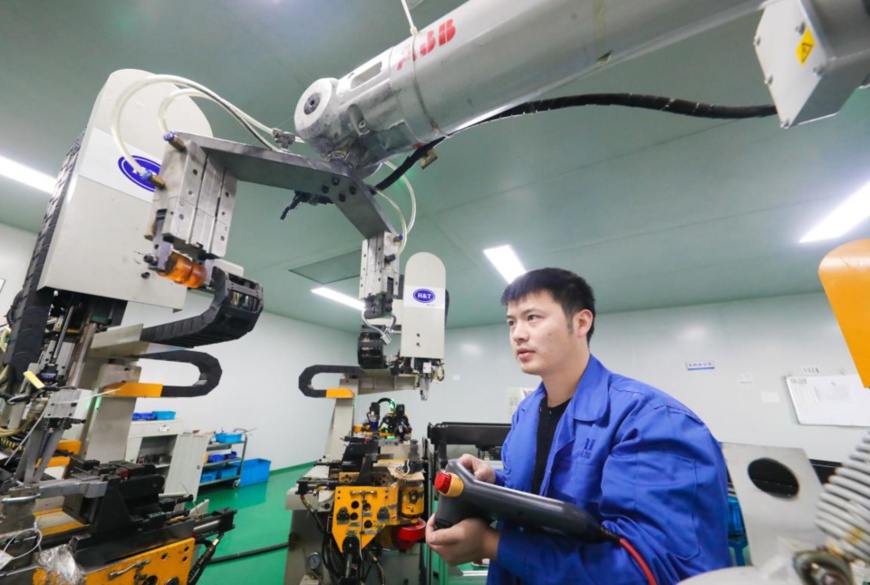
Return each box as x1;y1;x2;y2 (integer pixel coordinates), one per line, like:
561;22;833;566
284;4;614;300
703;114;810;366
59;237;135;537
295;0;870;170
294;0;767;169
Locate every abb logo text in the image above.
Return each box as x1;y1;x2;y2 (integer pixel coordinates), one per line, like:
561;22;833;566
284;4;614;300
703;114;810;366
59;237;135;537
397;19;456;70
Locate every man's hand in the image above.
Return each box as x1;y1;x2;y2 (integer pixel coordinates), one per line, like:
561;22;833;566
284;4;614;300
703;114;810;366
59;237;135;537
426;514;499;565
458;454;495;483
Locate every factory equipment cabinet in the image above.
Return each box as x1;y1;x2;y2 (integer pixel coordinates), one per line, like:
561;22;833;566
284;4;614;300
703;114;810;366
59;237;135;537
199;433;248;488
125;420;209;499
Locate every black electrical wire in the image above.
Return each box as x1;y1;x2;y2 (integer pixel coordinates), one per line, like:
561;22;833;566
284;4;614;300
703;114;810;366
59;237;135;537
189;532;225;585
375;93;778;191
324;536;346;583
485;93;777;124
375;136;445;191
210;541;289;564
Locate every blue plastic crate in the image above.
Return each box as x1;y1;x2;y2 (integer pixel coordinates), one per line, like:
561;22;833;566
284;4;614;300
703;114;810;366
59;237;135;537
214;432;243;444
200;470;218;483
133;412;156;421
238;458;270;486
219;462;241;479
727;496;745;536
152;410;176;420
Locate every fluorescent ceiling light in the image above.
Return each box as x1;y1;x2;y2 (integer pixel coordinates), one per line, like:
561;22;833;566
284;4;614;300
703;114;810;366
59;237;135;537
801;181;870;243
312;287;364;310
484;245;527;283
0;155;54;194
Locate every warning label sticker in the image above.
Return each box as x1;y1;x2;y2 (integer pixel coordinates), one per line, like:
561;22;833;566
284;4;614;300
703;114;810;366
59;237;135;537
797;27;815;65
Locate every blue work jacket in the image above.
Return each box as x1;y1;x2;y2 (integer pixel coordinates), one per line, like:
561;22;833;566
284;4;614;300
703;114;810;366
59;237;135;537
489;356;731;585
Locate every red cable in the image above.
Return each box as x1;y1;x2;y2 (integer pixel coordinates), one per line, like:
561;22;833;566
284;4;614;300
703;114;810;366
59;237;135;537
618;537;657;585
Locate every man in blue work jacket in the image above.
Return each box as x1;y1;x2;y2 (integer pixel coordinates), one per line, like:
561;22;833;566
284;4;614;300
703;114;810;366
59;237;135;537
425;268;731;584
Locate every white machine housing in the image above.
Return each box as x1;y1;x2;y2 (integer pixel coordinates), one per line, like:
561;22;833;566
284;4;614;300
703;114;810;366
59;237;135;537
400;252;445;361
39;69;212;310
755;0;870;128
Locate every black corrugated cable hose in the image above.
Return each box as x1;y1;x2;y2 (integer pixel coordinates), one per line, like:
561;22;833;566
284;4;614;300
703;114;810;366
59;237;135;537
375;93;778;191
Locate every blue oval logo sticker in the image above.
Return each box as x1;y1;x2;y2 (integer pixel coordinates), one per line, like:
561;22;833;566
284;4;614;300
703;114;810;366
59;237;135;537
117;155;161;192
413;288;435;303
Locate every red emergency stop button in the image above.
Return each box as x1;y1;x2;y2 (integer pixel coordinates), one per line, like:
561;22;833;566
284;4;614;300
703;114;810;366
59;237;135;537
434;472;452;494
434;472;464;497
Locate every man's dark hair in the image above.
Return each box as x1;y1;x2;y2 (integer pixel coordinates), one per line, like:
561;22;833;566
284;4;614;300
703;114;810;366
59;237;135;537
500;268;596;341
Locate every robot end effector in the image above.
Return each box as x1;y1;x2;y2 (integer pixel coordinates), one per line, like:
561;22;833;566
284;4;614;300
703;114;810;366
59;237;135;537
357;234;446;400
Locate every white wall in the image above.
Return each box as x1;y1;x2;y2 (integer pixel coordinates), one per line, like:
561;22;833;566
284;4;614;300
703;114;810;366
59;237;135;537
396;293;864;463
0;223;36;320
126;299;358;470
593;295;863;462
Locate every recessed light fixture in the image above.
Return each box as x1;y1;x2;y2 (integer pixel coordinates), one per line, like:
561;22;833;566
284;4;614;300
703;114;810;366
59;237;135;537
312;287;365;310
0;155;54;194
801;181;870;243
484;244;527;283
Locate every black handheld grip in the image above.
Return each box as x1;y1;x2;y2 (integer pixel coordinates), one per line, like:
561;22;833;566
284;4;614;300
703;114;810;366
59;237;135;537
432;459;608;543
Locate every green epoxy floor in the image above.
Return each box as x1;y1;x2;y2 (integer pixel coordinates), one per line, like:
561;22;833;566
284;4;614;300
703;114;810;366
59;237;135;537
194;466;309;585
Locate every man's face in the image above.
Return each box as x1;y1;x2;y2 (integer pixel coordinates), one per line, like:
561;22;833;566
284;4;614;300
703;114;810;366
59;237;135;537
505;290;590;377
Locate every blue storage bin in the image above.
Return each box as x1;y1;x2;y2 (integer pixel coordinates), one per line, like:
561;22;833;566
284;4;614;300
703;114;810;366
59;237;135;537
206;454;224;463
220;462;241;479
238;458;270;486
153;411;176;420
214;432;243;444
133;412;156;421
200;470;218;483
727;496;749;566
727;496;745;537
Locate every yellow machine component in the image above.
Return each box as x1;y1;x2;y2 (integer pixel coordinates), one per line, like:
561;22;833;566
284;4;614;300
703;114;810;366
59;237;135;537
23;371;45;390
819;239;870;388
331;477;425;552
326;387;355;398
158;251;207;289
400;484;425;518
33;537;195;584
46;438;82;468
57;439;81;455
104;382;164;397
34;509;86;538
46;456;70;468
333;485;397;552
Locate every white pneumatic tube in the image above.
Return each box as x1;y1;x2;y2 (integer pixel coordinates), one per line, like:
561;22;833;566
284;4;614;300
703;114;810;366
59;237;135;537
294;0;765;169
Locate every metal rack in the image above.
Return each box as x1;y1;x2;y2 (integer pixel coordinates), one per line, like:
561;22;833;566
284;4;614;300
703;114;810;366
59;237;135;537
199;435;248;488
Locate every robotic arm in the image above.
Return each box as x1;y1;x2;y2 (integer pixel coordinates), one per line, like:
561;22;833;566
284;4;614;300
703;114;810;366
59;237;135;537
295;0;870;171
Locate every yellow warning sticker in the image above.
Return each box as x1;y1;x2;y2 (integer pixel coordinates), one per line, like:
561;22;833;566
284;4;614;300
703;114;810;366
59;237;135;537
797;27;815;65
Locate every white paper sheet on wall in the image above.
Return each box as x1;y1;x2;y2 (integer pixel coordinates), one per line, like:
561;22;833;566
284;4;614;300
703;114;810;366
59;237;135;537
507;387;536;417
785;374;870;426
